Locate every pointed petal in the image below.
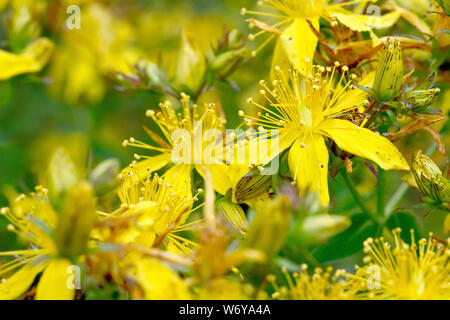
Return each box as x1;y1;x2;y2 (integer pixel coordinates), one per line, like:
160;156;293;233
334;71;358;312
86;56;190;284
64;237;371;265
319;119;410;171
0;38;54;80
35;259;74;300
122;153;171;179
326;71;375;117
126;255;191;299
280;18;319;74
271;37;292;80
331;11;401;31
195;163;232;195
0;261;47;299
161;164;192;199
228;129;300;188
288;134;330;206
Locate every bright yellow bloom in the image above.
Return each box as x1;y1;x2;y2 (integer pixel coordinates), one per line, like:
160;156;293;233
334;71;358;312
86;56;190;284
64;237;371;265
123;93;231;196
241;0;400;72
269;265;357;300
93;171;199;254
240;64;409;205
0;38;53;80
351;229;450;299
119;252;191;300
47;3;140;104
197;278;251;300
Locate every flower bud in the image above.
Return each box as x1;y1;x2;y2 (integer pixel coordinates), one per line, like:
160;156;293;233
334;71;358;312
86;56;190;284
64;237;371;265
301;214;351;243
135;60;167;87
177;32;206;93
48;148;78;206
404;88;440;114
444;214;450;235
412;150;450;203
89;158;120;196
246;196;291;258
210;47;246;76
227;29;244;49
233;173;272;203
55;181;96;258
373;38;403;101
216;197;248;234
436;0;450;15
412;150;441;196
429;174;450;203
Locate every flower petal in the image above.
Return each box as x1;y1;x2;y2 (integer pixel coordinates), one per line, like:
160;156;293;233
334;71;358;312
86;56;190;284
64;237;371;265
0;260;47;299
123;254;191;300
319;119;410;171
161;164;193;199
122;153;171;180
288;134;330;206
280;17;319;74
0;38;54;80
228;128;300;189
325;71;375;117
271;37;292;80
330;11;401;32
195;163;232;195
35;258;74;300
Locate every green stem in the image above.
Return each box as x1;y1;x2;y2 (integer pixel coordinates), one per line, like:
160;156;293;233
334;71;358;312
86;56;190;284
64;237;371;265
377;167;385;217
385;182;409;216
341;169;377;221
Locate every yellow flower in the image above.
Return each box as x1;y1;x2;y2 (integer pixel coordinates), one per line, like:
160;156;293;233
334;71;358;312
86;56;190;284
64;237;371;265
93;171;199;254
269;265;357;300
240;64;409;206
196;278;251;300
123;93;231;197
0;183;95;300
119;253;191;300
0;38;53;80
176;31;206;93
241;0;400;72
351;229;450;299
47;3;140;104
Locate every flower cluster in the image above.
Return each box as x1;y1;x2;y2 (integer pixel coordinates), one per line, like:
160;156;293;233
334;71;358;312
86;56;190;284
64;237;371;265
0;0;449;300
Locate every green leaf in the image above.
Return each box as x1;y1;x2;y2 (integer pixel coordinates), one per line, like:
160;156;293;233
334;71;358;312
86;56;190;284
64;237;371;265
313;213;379;262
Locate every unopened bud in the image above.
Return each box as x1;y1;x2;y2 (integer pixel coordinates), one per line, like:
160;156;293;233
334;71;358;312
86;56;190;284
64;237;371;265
373;38;403;101
177;32;206;92
48;148;78;206
135;60;166;87
216;197;248;234
436;0;450;15
444;214;450;235
210;48;246;76
412;150;450;203
233;173;272;203
227;29;244;49
55;181;96;258
89;158;120;196
246;196;291;258
301;214;351;243
404;88;440;114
